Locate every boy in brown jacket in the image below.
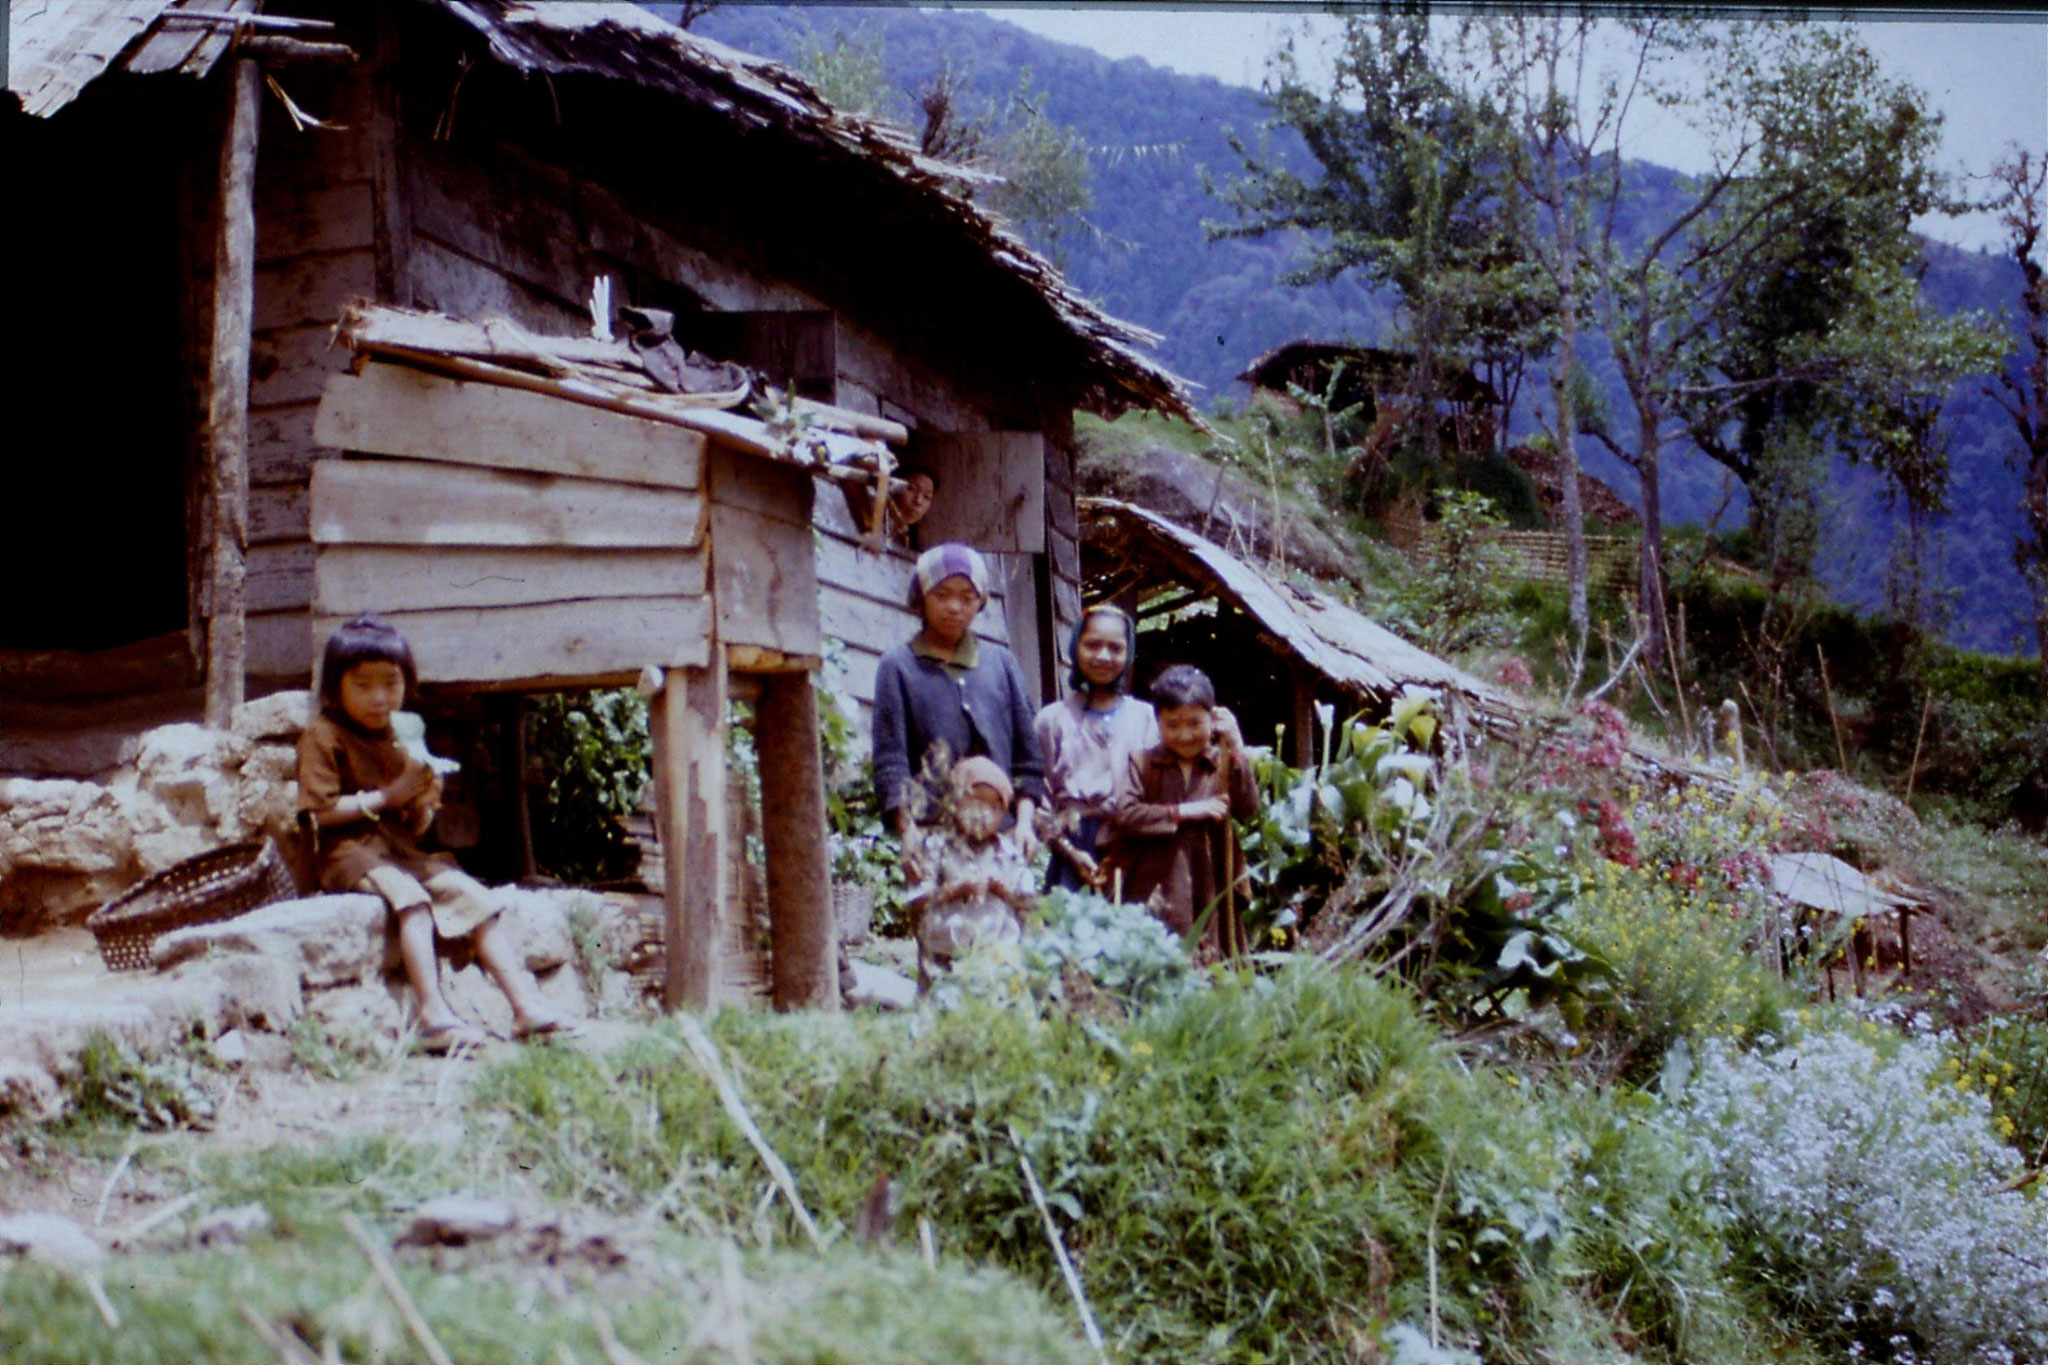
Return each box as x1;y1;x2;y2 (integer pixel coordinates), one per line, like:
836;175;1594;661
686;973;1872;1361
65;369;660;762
1105;664;1259;960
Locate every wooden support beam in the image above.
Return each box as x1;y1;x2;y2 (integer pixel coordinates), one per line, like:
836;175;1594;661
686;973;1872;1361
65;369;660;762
204;57;261;728
1291;667;1317;769
754;672;838;1012
651;662;728;1012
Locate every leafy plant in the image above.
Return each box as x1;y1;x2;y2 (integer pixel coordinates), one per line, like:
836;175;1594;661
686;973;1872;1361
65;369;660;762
1241;689;1603;1018
62;1032;222;1132
524;689;650;884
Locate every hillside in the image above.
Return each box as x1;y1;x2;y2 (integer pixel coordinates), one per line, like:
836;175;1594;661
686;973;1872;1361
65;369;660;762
688;5;2038;657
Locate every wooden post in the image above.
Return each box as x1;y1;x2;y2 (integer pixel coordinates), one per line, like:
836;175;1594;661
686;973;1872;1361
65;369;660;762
754;670;838;1011
651;663;728;1012
1290;667;1316;769
204;56;261;726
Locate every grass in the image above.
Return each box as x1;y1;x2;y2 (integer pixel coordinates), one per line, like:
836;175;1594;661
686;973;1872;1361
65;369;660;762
0;1130;1092;1365
1920;813;2048;957
470;967;1797;1364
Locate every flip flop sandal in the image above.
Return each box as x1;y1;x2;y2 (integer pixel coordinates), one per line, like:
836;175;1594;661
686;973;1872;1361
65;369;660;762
512;1018;587;1043
414;1021;491;1055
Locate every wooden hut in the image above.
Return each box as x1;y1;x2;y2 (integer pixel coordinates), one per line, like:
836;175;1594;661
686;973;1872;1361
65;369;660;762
2;1;1198;1008
1082;498;1518;765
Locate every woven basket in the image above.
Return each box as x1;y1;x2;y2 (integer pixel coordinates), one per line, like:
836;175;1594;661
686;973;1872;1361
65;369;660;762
86;839;299;972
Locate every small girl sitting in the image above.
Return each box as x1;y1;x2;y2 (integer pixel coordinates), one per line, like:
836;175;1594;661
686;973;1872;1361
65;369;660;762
297;613;575;1052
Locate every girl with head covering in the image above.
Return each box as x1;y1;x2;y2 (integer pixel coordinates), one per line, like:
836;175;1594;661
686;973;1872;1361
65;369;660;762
1031;604;1160;891
870;543;1045;860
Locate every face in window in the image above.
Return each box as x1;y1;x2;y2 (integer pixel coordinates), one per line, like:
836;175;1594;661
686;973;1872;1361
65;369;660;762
890;471;936;528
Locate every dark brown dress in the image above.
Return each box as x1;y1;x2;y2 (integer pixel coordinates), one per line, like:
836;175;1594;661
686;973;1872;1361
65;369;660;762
1104;742;1259;959
296;712;497;938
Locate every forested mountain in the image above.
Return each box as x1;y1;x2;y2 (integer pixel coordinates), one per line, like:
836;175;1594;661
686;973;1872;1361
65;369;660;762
688;5;2036;656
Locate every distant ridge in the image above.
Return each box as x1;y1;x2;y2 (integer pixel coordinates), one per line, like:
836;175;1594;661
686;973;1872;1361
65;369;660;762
686;4;2035;655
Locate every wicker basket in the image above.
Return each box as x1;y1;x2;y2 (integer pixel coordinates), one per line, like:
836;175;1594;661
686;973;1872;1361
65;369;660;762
86;839;299;972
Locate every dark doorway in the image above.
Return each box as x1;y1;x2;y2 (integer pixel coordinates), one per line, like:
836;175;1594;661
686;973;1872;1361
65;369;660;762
2;82;199;653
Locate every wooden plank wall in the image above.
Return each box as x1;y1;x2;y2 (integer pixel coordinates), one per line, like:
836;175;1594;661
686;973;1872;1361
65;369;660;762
310;364;714;686
401;134;1037;713
241;66;381;679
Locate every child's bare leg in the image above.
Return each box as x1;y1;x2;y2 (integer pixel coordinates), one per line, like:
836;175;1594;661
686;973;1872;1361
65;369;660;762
471;916;565;1034
396;905;465;1031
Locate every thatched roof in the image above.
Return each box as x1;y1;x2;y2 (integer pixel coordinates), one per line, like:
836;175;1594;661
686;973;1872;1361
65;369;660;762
1082;497;1517;722
7;0;1201;427
1239;340;1499;409
5;0;256;117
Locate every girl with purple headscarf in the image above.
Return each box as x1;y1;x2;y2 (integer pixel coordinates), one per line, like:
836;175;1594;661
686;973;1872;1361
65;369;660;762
871;543;1045;861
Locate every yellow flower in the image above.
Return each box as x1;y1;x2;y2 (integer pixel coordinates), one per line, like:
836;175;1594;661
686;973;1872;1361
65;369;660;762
1131;1041;1154;1059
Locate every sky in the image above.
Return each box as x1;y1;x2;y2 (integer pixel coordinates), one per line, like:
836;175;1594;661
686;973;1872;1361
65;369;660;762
966;5;2048;252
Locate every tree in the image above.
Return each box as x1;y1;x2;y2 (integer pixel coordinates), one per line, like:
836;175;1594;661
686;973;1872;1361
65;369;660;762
1988;148;2048;696
1525;21;1989;668
1210;16;1523;469
1671;30;1996;595
794;36;1091;264
1473;16;1613;639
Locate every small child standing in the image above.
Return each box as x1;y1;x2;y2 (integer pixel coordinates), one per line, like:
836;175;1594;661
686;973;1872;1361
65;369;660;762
297;613;574;1052
905;756;1039;991
1105;664;1259;961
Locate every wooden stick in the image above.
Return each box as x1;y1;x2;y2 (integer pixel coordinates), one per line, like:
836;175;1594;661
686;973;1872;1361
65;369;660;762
204;56;260;727
671;1015;825;1250
1816;644;1849;774
1010;1130;1108;1365
341;1212;456;1365
109;1192;200;1247
1904;692;1934;802
238;1302;319;1365
94;1144;136;1227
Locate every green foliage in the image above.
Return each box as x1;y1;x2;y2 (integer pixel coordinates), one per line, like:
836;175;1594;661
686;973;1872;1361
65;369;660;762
60;1031;223;1133
524;689;649;884
1404;491;1521;655
284;1014;388;1082
1241;692;1604;1018
0;1129;1089;1365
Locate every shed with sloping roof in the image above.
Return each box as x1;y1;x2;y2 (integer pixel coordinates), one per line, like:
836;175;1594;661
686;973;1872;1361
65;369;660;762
2;0;1197;1009
1081;498;1518;765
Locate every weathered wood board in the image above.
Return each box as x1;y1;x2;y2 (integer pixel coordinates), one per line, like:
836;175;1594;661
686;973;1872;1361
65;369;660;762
909;432;1047;554
315;545;706;614
317;365;707;490
309;458;706;549
314;597;712;685
711;502;821;656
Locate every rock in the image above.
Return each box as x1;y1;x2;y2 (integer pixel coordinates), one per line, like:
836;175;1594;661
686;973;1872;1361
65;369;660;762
845;959;917;1011
0;778;136;931
211;1029;248;1066
0;1212;117;1328
193;1203;270;1247
231;690;316;741
133;724;250;830
1081;442;1360;586
153;895;389;988
493;888;580;972
166;951;304;1033
397;1196;519;1248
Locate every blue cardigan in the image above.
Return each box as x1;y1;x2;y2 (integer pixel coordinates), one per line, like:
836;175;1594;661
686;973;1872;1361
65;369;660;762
871;639;1047;817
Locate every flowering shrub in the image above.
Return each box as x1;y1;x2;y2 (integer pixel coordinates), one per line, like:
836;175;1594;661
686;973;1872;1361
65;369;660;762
1671;1030;2048;1363
1563;856;1795;1071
